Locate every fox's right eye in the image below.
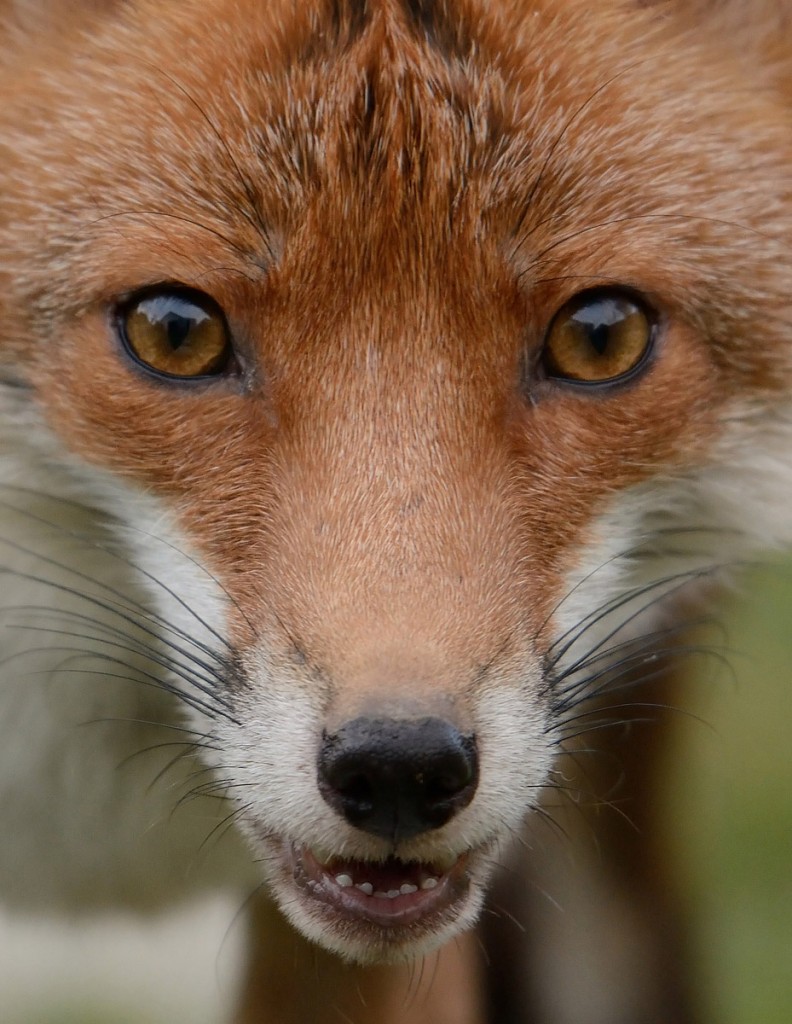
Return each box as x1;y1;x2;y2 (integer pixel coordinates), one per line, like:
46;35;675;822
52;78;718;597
117;287;233;380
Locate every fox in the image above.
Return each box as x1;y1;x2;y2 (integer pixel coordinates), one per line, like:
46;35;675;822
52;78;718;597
1;0;792;1021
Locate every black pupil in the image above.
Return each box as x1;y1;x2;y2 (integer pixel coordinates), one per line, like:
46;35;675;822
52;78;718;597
163;311;193;351
570;297;628;355
141;294;209;351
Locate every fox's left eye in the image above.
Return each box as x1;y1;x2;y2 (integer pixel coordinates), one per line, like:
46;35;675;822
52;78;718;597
542;289;656;385
117;287;233;379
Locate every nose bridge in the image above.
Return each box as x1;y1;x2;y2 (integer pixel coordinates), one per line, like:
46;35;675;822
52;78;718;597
272;407;519;643
259;459;524;720
276;321;485;526
252;292;529;690
288;309;514;558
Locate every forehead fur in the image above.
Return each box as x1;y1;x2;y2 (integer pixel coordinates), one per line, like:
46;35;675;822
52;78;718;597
1;0;792;391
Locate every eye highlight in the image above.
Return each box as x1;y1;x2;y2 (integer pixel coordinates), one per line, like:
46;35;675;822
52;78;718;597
118;287;233;379
541;289;656;385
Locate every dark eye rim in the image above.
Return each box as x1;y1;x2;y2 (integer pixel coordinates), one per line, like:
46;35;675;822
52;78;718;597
114;282;237;383
539;285;660;390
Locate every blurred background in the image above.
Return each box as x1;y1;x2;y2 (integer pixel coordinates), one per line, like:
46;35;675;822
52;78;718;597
667;561;792;1024
0;561;790;1024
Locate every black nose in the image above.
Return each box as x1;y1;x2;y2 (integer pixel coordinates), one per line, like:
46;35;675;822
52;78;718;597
317;716;479;842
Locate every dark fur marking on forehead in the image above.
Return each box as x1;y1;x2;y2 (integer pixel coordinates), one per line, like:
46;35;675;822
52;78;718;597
283;0;371;64
402;0;470;55
307;0;474;62
328;0;371;40
404;0;437;33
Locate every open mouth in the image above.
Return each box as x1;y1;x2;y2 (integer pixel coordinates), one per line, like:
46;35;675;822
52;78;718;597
289;843;471;929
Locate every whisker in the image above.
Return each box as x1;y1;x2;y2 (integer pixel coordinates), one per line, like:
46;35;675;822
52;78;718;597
547;560;738;670
83;714;221;742
486;899;527;935
7;603;226;686
116;738;215;773
519;210;773;281
198;802;255;855
551;614;723;684
2;641;236;723
513;58;654;239
9;621;233;714
553;703;693;744
534;522;733;652
0;490;245;651
140;62;277;266
551;639;733;708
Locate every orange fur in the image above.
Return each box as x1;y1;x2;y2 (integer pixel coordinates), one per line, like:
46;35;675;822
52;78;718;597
2;1;792;1021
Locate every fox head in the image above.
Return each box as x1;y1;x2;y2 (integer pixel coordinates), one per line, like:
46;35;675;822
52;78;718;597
2;0;792;962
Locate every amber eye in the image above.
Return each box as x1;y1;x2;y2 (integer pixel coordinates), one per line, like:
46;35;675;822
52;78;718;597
118;287;232;379
542;289;655;384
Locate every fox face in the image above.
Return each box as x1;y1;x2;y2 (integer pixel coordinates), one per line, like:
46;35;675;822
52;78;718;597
2;0;792;968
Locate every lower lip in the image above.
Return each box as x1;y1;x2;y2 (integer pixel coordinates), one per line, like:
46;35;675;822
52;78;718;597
289;845;470;928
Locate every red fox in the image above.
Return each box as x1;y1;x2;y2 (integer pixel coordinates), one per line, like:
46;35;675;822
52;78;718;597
1;0;791;1021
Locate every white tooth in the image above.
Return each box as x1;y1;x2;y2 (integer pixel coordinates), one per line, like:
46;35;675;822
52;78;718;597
356;882;373;896
421;877;439;890
334;874;353;888
386;889;401;899
400;883;418;895
373;891;389;899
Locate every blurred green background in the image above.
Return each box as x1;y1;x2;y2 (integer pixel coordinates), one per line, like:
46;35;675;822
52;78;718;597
2;562;791;1024
668;561;792;1024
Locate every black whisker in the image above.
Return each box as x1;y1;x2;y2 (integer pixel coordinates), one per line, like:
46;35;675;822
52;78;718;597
514;58;654;238
9;621;233;715
198;802;255;856
3;640;236;724
532;522;733;649
141;61;277;267
116;738;215;774
547;560;738;670
519;210;773;282
7;603;226;686
0;490;243;652
551;614;722;686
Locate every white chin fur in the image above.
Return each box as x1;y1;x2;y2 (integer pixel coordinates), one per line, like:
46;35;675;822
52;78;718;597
280;888;487;966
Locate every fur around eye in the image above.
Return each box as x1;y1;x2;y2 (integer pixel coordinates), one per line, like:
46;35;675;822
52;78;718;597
117;287;233;380
542;289;656;385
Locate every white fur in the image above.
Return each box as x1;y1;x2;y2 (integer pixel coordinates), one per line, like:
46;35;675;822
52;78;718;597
2;374;792;958
551;398;792;697
0;386;254;910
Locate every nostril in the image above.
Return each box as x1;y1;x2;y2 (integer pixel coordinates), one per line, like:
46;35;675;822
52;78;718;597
426;769;470;802
333;769;374;814
317;716;479;842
